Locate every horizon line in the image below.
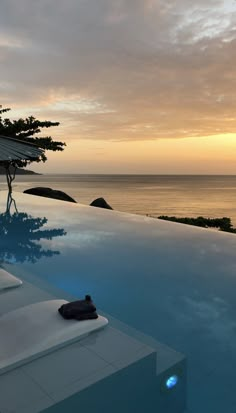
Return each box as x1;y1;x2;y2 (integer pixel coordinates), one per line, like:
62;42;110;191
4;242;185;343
29;172;236;176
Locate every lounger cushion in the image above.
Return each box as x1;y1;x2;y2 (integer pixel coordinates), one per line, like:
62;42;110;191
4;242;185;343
0;299;108;375
0;269;22;291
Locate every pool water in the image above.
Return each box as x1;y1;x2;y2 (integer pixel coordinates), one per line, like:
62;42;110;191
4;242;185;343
1;191;236;412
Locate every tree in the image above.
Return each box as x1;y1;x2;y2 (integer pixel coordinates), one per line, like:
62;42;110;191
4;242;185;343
0;105;66;168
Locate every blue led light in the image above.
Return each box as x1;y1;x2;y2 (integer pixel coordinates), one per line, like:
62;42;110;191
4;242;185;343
166;375;178;389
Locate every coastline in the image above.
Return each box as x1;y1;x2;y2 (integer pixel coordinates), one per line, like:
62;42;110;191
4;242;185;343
1;174;236;225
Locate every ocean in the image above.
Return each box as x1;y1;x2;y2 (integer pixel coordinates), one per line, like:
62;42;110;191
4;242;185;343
1;174;236;225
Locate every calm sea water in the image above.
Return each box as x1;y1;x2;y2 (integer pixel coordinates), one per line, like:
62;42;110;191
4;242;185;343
1;174;236;224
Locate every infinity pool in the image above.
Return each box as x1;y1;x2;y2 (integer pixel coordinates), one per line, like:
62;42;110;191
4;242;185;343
1;191;236;412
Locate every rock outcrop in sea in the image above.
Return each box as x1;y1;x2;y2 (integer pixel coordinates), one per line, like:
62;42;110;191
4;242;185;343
90;197;113;210
23;188;113;209
24;187;77;203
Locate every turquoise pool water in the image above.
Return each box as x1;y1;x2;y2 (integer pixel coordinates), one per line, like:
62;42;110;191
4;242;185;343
1;191;236;412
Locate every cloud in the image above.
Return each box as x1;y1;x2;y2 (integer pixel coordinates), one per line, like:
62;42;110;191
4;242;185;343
1;0;236;141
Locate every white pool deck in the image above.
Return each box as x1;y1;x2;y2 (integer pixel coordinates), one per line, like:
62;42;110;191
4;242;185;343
0;275;186;413
0;268;22;291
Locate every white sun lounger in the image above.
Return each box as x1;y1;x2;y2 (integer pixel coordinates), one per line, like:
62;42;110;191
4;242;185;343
0;269;22;291
0;299;108;375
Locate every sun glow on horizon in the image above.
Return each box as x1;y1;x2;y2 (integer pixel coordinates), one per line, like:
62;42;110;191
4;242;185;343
29;133;236;175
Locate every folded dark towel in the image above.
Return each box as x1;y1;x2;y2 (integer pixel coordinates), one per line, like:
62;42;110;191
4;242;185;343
75;311;98;321
58;295;97;320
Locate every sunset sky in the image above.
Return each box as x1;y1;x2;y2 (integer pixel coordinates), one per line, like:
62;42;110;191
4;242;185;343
1;0;236;174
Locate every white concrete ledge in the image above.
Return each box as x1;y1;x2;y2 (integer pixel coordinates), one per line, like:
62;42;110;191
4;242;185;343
0;269;22;291
0;299;108;375
0;279;186;413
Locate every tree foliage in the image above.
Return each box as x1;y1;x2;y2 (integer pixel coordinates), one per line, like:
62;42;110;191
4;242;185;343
0;105;66;167
158;215;236;233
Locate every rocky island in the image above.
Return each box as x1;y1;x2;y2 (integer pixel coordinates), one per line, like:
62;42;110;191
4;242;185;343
0;166;40;175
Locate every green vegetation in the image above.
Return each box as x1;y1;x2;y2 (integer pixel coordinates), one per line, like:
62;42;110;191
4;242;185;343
0;105;66;168
158;216;236;233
